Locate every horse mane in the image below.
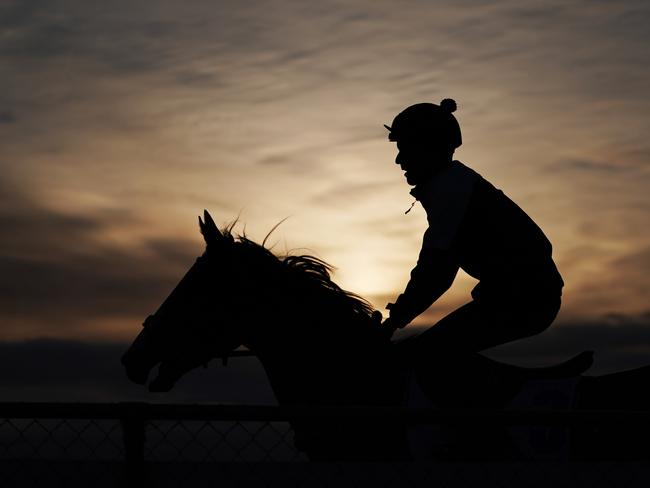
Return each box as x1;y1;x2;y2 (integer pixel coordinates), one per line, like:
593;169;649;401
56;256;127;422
281;254;375;318
221;226;375;319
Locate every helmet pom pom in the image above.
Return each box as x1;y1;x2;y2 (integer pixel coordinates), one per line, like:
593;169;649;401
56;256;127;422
440;98;457;113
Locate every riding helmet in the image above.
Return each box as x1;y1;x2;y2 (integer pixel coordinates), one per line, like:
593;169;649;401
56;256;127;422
384;98;462;150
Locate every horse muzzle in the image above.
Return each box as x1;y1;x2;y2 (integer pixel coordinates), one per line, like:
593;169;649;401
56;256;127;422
122;327;159;386
121;352;153;385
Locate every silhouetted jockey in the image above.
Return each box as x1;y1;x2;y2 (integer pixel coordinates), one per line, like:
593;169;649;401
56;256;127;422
382;99;564;353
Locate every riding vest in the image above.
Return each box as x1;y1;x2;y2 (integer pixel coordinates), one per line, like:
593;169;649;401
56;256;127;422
409;160;564;302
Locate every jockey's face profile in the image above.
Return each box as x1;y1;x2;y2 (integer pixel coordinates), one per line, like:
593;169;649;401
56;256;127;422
394;137;453;186
387;100;461;186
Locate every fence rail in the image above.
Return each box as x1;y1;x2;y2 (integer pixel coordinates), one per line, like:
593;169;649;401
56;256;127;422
1;402;650;487
4;401;650;422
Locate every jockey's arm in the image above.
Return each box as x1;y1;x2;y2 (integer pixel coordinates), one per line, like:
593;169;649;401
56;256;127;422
386;246;459;329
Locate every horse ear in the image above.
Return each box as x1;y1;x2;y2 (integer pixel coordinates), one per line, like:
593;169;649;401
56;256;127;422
203;210;219;233
198;209;225;247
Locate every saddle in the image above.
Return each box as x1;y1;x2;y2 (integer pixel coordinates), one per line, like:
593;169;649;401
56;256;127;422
394;337;594;409
478;350;594;381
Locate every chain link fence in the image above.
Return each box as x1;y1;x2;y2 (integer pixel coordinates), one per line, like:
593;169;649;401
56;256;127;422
1;402;649;487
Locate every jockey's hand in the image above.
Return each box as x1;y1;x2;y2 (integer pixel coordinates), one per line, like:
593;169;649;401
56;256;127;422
381;318;408;341
382;302;410;337
379;319;397;340
381;316;407;336
370;311;394;341
370;310;383;327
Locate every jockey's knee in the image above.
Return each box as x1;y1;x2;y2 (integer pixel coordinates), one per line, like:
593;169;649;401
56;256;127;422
523;315;553;338
519;294;561;338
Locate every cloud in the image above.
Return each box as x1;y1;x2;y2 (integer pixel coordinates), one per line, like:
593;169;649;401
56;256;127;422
310;181;394;208
1;0;649;341
0;186;103;258
0;110;16;124
486;312;650;375
552;159;639;175
0;1;183;74
552;238;650;319
0;185;199;339
614;246;650;275
0;251;182;319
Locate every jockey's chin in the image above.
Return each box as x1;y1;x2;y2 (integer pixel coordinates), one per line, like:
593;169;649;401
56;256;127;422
404;171;419;186
402;164;434;186
397;151;453;187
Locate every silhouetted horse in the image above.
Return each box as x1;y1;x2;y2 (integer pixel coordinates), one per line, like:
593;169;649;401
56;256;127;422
122;211;650;461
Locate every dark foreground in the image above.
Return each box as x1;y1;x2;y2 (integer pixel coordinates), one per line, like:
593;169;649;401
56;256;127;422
2;460;650;487
2;402;649;487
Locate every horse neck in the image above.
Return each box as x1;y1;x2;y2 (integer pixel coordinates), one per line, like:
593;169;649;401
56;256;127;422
241;301;395;406
243;300;349;365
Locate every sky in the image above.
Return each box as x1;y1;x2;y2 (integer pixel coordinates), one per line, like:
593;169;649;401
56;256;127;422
1;0;649;397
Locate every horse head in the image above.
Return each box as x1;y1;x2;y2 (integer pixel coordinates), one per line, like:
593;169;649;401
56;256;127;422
122;209;387;401
122;210;249;392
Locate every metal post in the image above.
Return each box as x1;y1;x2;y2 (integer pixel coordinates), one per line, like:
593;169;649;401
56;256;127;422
120;403;147;488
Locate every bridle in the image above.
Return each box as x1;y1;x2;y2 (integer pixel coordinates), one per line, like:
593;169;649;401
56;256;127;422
139;256;241;368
